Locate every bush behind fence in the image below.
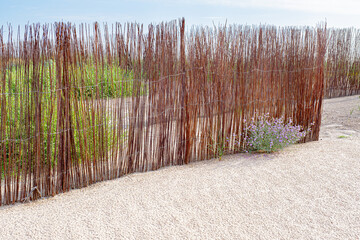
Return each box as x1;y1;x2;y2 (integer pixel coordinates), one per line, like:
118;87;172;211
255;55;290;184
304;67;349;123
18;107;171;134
0;19;357;206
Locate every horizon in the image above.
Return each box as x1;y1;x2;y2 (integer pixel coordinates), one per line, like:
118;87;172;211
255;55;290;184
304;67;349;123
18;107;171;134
1;0;359;30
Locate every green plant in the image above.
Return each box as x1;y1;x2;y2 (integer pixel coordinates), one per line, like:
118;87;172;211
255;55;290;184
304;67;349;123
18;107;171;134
2;62;133;178
241;113;312;153
208;134;227;160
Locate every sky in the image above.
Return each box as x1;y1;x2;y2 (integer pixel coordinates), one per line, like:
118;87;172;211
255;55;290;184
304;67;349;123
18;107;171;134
0;0;359;30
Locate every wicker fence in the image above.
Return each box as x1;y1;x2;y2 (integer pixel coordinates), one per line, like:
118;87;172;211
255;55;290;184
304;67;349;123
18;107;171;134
325;28;360;97
1;19;355;206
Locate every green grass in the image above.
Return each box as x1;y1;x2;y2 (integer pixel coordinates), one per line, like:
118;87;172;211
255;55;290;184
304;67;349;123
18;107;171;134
4;61;146;98
1;60;141;177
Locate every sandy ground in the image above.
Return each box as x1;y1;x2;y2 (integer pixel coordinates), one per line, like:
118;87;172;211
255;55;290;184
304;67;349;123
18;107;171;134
1;95;360;240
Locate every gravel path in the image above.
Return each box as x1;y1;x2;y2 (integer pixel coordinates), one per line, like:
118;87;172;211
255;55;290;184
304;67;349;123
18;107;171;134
1;95;360;240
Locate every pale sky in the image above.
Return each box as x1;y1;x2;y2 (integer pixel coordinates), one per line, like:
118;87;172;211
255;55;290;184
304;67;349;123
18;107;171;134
0;0;359;29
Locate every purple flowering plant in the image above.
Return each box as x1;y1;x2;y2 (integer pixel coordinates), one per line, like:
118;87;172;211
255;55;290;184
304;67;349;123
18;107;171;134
238;113;312;153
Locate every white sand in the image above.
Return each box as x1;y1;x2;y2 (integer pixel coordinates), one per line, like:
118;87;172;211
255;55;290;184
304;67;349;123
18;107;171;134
1;95;359;240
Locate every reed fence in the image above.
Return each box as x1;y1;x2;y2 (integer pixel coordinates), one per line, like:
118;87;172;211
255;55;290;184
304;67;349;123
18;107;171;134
0;18;352;206
325;28;360;97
